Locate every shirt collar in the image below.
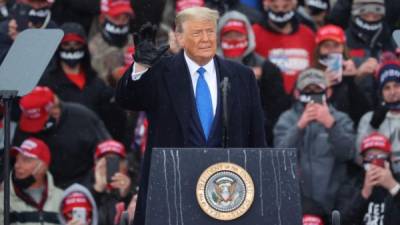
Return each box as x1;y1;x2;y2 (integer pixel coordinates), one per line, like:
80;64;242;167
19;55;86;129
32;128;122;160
184;51;214;77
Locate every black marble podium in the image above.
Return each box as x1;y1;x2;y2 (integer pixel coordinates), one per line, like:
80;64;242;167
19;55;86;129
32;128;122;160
145;148;301;225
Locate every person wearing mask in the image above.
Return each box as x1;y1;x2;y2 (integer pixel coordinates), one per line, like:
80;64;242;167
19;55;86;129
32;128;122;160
313;24;374;127
116;6;266;225
0;137;63;225
12;86;110;189
357;62;400;178
0;0;57;63
346;0;395;69
341;132;400;225
274;68;355;213
89;0;134;84
253;0;316;95
217;10;289;146
58;184;98;225
38;22;128;143
83;140;134;225
297;0;330;31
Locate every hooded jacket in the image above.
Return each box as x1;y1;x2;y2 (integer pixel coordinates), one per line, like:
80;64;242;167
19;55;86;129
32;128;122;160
58;183;98;225
0;172;63;225
274;102;355;212
217;10;264;67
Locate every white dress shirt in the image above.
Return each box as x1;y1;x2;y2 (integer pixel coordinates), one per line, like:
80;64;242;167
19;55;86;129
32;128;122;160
130;52;218;115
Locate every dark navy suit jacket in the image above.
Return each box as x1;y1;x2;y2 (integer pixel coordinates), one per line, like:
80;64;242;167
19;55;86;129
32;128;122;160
116;51;266;225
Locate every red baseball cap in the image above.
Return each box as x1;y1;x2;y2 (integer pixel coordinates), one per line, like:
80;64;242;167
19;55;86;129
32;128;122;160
221;20;247;35
101;0;134;17
175;0;205;13
316;25;346;45
19;86;55;133
361;132;392;154
95;139;126;159
62;192;92;218
12;137;51;166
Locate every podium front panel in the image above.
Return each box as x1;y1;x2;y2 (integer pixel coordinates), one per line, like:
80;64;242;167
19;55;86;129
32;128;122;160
146;148;301;225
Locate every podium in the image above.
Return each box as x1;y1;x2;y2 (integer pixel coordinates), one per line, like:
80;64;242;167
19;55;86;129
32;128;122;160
145;148;302;225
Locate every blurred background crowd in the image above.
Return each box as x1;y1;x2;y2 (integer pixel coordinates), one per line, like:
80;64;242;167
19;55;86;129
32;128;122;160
1;0;400;225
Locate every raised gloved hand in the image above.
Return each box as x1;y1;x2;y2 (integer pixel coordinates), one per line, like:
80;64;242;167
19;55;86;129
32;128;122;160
133;22;169;67
370;103;389;129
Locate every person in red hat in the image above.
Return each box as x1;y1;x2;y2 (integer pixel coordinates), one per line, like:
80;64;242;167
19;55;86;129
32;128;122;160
312;24;374;127
58;183;98;225
339;132;400;225
0;137;64;225
80;139;134;225
13;86;111;189
89;0;134;84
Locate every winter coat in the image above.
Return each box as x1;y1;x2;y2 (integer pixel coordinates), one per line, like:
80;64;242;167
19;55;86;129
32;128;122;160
12;102;111;189
0;172;64;225
274;102;355;212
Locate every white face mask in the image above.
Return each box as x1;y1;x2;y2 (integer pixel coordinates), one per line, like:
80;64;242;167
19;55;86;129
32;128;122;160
363;163;371;171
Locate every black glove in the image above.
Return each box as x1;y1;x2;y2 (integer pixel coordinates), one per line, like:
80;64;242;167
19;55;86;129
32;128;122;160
133;22;169;67
370;103;389;129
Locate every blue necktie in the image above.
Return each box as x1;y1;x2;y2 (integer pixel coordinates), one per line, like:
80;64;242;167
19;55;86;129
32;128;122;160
196;67;213;140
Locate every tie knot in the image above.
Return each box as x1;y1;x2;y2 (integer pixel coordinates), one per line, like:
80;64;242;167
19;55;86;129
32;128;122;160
197;67;206;77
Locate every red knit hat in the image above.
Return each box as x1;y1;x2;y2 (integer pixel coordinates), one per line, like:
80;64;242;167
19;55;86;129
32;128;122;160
361;132;392;154
316;25;346;45
62;192;92;218
221;20;247;35
12;137;51;166
101;0;133;17
95;139;126;160
19;86;55;133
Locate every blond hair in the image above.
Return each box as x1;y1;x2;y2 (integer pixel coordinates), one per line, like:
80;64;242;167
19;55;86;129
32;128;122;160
175;7;219;33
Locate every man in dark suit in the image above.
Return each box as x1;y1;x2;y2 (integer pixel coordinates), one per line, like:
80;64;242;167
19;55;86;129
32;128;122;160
116;6;266;225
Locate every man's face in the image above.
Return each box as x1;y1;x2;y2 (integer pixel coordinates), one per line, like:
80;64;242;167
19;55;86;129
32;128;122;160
14;154;42;179
360;12;383;22
382;81;400;103
105;14;131;26
264;0;297;12
319;40;344;55
177;19;217;65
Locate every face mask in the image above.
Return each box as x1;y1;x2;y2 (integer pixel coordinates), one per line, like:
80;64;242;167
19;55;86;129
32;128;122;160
12;161;42;190
41;116;57;134
102;18;130;47
28;6;51;27
267;10;295;28
363;163;371;171
299;91;326;104
384;101;400;110
353;16;382;35
59;48;85;68
221;39;248;58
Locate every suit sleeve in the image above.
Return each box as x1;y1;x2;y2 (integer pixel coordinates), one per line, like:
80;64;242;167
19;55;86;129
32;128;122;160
116;63;159;111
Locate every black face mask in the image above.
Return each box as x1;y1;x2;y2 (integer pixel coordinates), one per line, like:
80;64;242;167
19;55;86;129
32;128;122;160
101;18;129;47
299;91;326;104
59;48;85;68
353;16;382;36
384;101;400;110
12;171;36;189
28;6;51;27
267;10;295;28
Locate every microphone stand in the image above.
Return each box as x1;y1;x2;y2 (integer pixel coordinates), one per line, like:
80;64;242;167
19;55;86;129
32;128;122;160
332;210;341;225
221;77;230;148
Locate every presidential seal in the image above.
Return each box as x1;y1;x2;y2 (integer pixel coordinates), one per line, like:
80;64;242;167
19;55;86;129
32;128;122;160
196;162;254;221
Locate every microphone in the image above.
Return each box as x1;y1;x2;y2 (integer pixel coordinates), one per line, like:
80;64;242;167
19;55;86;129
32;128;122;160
332;210;341;225
221;77;230;148
393;30;400;47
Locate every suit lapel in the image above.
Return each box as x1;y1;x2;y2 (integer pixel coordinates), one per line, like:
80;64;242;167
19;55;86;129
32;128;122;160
163;52;193;141
214;56;235;117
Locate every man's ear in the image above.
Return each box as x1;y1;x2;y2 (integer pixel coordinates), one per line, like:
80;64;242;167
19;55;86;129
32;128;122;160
294;89;300;99
326;88;332;98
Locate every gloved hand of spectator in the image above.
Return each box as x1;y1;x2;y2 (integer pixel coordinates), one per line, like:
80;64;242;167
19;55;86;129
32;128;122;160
94;157;107;193
370;104;389;129
133;22;169;67
110;172;131;198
